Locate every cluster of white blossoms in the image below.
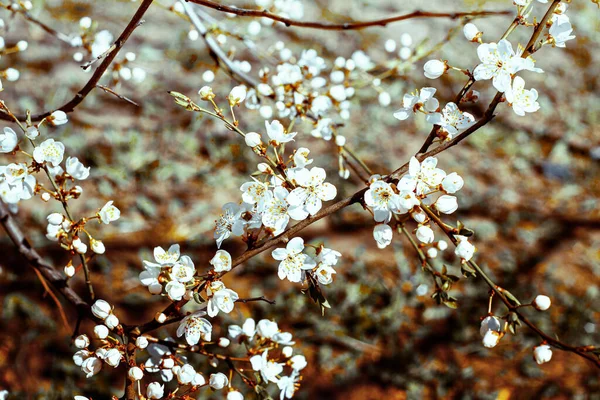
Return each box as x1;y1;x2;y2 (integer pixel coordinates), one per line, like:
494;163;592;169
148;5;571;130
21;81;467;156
72;300;123;379
1;111;120;275
213;121;337;247
229;317;307;399
366;156;474;262
479;294;553;363
272;237;341;285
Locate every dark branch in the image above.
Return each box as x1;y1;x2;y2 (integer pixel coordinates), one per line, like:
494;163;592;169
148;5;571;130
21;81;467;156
188;0;511;31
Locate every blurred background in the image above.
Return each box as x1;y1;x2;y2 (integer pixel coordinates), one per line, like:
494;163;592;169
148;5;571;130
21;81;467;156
0;0;599;398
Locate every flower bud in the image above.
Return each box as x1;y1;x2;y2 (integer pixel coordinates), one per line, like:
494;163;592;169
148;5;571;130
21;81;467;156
533;295;551;311
335;135;346;147
423;60;447;79
228;85;247;106
161;358;175;369
480;316;502;337
434;195;458;214
94;324;109;339
437;240;448;251
416;225;434;244
81;356;102;378
227;391;244;400
104;314;120;330
136;336;149;349
41;192;51;202
282;346;293;358
47;213;64;225
176;364;196;384
463;23;480;42
482;330;501;348
91;299;111;320
146;382;165;399
72;237;87;254
198;86;215;100
128;366;143;381
103;348;121;367
426;247;438;259
244;132;262;147
209;372;229;390
155;312;167;323
64;265;75;277
454;235;475;262
49;110;68;126
533;344;552;364
373;224;393;249
91;238;105;255
74;334;90;349
218;337;230;348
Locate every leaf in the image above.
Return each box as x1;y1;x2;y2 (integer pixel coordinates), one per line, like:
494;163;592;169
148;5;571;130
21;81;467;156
461;263;477;278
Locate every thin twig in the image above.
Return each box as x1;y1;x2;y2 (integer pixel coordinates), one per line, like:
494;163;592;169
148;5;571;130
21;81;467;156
188;0;512;31
96;84;140;107
235;296;276;305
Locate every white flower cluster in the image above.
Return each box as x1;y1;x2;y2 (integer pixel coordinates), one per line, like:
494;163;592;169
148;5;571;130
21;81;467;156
229;317;306;399
367;156;475;262
214;130;337;247
272;237;341;285
72;300;123;378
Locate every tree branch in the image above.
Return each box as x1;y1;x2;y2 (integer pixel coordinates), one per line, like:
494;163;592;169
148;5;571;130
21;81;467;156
0;0;154;122
188;0;511;31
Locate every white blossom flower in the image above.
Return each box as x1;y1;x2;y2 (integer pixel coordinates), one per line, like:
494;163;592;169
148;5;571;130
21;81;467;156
25;126;39;139
423;60;447;79
250;350;284;383
266;120;297;144
198;85;215;100
229;318;256;340
0;127;18;153
272;237;316;283
210;250;232;272
504;76;540;116
72;237;87;254
177;311;212;345
128;366;144;381
454;235;475;262
364;180;400;223
373;224;393;249
290;355;307;371
533;344;552;364
140;261;163;295
398;157;446;196
549;14;575;47
33;138;65;166
81;356;102;378
426;102;475;137
66;157;90;180
176;364;196;385
315;264;336;285
473;39;533;92
434;195;458;214
240;180;271;208
257;319;279;339
416;225;435;243
287;167;336;216
533;295;551;311
207;281;239;317
73;350;91;366
277;371;300;400
146;382;165;399
91;299;112;320
98;201;120;224
209;372;229;390
293;147;313;169
441;172;464;194
90;239;105;255
165;281;186;301
393;87;439;120
262;187;292;234
215;202;246;247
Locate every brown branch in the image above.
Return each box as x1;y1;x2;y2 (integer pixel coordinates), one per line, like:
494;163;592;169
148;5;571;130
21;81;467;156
188;0;512;31
0;201;92;319
235;295;276;305
0;0;154;123
18;10;73;44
